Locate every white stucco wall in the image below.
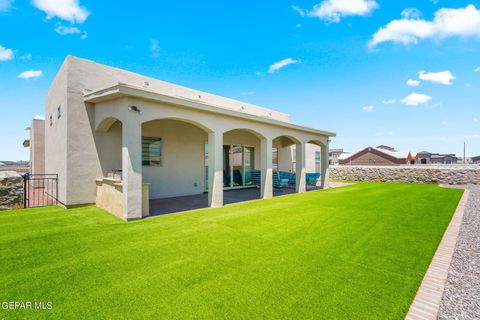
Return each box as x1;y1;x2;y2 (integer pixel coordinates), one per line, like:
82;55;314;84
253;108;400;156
142;120;207;198
30;119;45;175
45;60;68;204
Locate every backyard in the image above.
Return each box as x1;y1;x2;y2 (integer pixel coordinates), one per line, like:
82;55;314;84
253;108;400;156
0;183;463;319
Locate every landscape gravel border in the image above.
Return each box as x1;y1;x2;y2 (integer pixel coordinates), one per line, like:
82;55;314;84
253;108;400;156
406;186;469;320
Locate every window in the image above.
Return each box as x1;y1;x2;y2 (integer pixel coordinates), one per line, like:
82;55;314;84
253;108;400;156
315;151;321;173
57;105;62;119
142;137;162;166
49;115;53;127
272;148;278;171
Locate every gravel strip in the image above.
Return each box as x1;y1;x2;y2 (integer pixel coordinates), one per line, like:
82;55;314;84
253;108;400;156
438;185;480;319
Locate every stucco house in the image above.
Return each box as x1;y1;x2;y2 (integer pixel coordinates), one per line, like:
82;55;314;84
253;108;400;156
415;151;458;164
26;56;335;220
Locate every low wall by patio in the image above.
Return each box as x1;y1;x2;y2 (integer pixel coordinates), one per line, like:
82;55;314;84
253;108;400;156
95;178;150;220
330;165;480;185
0;171;23;210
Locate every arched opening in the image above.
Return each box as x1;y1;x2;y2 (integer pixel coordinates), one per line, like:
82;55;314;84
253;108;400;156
220;128;264;204
142;118;210;215
271;135;302;196
96;117;123;178
421;158;427;164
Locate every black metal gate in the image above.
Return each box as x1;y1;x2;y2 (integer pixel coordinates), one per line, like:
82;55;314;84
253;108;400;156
23;174;58;208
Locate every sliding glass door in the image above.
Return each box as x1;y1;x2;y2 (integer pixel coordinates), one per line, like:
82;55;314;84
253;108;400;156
205;144;256;190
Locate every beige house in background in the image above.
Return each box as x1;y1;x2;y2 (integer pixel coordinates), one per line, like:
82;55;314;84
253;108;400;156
24;118;45;175
26;56;335;220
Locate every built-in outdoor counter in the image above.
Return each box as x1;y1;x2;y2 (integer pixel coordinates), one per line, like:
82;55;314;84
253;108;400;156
95;177;150;219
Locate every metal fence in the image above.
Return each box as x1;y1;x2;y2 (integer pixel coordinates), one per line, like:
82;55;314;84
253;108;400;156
23;174;58;208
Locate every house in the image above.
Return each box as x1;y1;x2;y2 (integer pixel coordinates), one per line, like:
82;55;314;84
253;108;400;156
338;145;415;166
471;156;480;164
329;148;345;165
25;56;335;220
415;151;457;164
24;118;45;175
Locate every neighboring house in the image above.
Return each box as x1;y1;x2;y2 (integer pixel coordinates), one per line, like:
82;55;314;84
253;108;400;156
339;145;415;166
0;162;4;166
329;148;344;165
415;151;457;164
471;156;480;164
26;56;335;220
24;119;45;175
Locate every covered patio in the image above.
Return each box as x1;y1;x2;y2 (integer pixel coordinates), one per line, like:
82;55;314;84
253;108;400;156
87;83;335;220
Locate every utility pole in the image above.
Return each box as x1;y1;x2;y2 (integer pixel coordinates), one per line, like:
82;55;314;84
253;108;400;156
464;141;466;164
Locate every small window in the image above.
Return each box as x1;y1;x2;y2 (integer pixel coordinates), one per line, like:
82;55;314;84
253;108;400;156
49;115;53;127
57;105;61;119
142;137;162;166
315;151;321;173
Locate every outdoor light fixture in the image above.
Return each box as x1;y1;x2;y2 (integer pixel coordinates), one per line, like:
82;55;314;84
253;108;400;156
128;106;142;114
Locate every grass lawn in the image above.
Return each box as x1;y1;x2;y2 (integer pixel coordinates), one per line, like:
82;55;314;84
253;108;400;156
0;183;463;319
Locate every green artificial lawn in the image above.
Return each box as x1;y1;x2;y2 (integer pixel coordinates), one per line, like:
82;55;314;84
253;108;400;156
0;183;463;319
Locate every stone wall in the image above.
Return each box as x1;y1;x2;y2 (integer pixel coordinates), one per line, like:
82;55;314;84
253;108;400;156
0;171;24;210
330;165;480;185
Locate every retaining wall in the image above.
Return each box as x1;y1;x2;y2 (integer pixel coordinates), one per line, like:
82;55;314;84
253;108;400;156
0;171;23;210
330;165;480;185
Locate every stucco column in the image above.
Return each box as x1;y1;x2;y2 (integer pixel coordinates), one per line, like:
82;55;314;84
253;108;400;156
321;142;330;189
208;130;223;207
260;137;273;199
122;120;142;220
296;142;306;193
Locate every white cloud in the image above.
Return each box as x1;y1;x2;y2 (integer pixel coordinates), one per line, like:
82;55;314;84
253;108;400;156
34;114;45;120
0;0;13;11
382;99;396;104
18;70;43;80
150;38;160;58
54;23;81;35
419;70;455;85
80;31;88;40
20;53;32;60
32;0;89;24
0;45;14;61
292;0;378;23
401;8;422;19
407;79;420;86
401;93;432;106
465;134;480;139
268;58;300;73
369;5;480;47
362;105;374;112
474;66;480;72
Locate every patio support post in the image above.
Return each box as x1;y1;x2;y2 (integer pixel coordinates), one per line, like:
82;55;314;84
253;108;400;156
122;120;143;220
320;142;330;189
296;142;306;193
208;130;223;207
260;137;273;199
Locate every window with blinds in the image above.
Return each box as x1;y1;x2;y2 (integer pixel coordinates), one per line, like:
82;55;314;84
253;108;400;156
142;137;162;166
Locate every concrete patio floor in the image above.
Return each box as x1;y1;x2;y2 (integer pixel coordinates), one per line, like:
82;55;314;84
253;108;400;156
149;186;317;216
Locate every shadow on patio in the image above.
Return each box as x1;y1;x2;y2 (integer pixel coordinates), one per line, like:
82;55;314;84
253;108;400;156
149;186;320;216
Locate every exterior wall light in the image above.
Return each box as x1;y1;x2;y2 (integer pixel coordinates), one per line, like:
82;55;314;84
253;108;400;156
128;106;143;114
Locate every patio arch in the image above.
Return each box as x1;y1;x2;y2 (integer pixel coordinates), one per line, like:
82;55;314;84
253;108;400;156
307;138;327;148
272;134;301;148
142;117;213;133
96;116;122;132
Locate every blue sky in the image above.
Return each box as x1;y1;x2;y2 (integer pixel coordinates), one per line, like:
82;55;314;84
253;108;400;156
1;0;480;160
